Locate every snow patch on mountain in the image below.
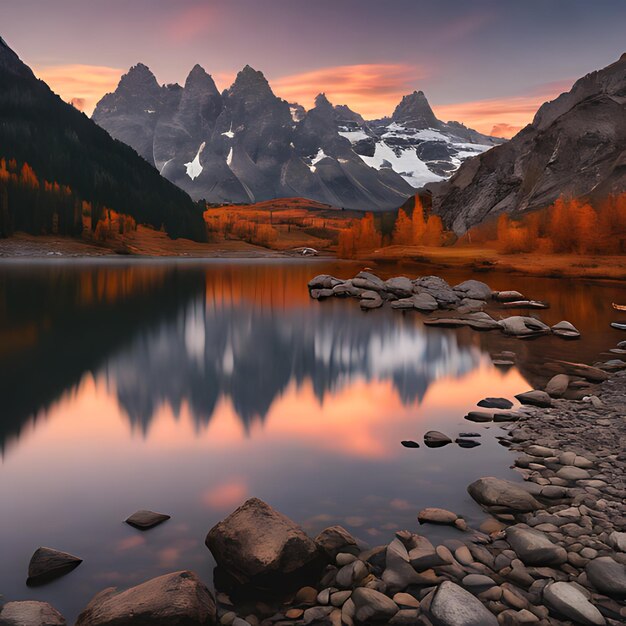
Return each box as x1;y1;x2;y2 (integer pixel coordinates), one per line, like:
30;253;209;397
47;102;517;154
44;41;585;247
185;142;205;180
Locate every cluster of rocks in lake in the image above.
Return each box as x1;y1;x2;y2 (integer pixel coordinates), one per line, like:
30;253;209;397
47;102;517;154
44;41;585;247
4;289;626;626
308;272;581;341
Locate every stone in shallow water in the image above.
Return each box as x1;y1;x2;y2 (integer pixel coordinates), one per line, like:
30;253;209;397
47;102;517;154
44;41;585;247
543;581;605;625
0;601;66;626
75;570;216;626
423;431;452;447
465;411;493;422
493;290;524;302
515;390;552;408
125;509;171;530
551;320;581;339
417;508;458;525
359;290;384;309
506;526;567;566
401;440;420;448
27;547;82;586
467;477;541;512
428;580;498;626
586;556;626;597
477;397;513;409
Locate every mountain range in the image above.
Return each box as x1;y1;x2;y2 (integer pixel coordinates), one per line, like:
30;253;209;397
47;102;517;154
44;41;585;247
0;36;207;241
427;53;626;233
92;63;501;211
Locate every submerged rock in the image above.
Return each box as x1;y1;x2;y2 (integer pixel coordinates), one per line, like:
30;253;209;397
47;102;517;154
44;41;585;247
205;498;320;587
75;570;216;626
125;509;171;530
0;601;66;626
428;580;498;626
467;477;541;512
27;547;82;586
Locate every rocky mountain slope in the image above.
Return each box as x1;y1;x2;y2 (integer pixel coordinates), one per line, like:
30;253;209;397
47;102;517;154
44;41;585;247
0;37;206;240
426;53;626;233
93;65;500;210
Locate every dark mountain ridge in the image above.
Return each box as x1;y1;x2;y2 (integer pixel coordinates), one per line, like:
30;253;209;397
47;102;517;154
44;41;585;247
0;38;207;240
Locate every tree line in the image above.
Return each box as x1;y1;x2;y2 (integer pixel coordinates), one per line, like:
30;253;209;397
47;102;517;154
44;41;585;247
0;157;136;239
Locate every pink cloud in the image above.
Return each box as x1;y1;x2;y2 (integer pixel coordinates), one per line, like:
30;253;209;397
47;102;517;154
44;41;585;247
271;63;429;118
167;4;216;42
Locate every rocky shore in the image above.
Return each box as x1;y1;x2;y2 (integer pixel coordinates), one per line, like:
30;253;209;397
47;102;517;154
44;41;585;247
2;273;625;626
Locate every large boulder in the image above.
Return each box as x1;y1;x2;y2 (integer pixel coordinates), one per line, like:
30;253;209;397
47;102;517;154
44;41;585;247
205;498;321;588
27;547;82;585
75;571;216;626
543;582;605;625
0;601;66;626
467;477;541;512
506;526;567;566
428;581;497;626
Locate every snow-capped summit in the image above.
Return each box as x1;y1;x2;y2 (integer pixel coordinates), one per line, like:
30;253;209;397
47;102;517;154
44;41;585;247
334;91;503;187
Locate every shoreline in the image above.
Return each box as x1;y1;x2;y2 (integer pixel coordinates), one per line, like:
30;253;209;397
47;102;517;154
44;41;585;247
3;235;626;283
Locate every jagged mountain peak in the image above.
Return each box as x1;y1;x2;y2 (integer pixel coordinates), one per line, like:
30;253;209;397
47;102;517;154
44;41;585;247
228;64;275;100
117;63;161;95
184;64;219;94
392;90;439;128
333;104;365;125
314;93;333;108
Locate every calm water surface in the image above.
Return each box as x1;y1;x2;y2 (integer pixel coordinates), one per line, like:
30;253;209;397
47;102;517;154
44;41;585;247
1;259;624;620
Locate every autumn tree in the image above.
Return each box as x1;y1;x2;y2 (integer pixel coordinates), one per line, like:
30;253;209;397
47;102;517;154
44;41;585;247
392;208;413;245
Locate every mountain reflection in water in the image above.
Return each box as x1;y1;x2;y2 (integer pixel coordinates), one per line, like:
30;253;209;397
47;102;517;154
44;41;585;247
1;259;624;622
